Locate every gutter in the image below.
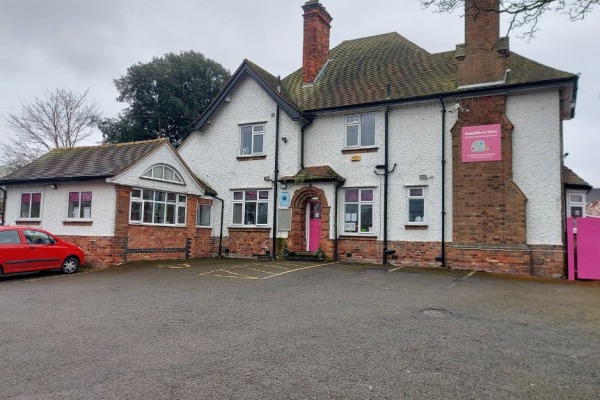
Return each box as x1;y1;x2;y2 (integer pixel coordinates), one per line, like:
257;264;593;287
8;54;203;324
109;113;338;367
301;77;579;116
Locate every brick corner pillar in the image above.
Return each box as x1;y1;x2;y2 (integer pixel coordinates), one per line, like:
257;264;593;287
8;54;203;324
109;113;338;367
449;95;530;274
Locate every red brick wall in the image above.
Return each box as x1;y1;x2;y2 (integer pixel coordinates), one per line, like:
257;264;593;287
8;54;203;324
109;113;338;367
337;237;440;267
227;228;271;257
302;1;332;84
457;0;507;86
448;244;564;278
60;186;214;267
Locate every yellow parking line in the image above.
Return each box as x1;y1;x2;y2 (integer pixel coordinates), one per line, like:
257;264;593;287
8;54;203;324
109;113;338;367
262;262;338;280
207;274;259;280
242;266;277;275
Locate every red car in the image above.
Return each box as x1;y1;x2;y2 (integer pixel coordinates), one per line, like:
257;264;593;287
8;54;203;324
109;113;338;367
0;226;84;276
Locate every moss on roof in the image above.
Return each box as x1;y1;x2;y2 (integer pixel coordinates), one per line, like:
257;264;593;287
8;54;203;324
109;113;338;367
0;139;166;184
280;32;576;111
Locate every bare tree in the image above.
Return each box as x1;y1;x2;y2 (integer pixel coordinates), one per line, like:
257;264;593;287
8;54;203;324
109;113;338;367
1;88;101;170
421;0;598;39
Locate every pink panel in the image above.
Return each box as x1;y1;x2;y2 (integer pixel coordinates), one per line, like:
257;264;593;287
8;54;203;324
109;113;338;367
566;218;575;281
577;218;600;280
461;124;502;163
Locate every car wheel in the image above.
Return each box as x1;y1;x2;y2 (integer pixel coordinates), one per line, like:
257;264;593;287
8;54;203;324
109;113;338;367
61;257;79;274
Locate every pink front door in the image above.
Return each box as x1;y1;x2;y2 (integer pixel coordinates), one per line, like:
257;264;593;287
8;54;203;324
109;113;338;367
308;202;322;252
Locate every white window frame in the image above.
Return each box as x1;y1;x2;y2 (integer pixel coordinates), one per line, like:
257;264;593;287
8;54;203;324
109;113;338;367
19;192;42;220
196;204;211;227
345;113;375;148
344;188;374;234
232;190;270;226
567;190;587;219
67;191;93;220
240;124;265;156
407;187;426;224
141;164;185;185
129;189;187;226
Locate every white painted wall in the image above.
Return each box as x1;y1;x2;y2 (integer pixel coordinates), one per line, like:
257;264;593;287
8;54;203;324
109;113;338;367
179;76;301;237
109;143;205;196
509;89;563;245
4;180;116;236
304;102;455;242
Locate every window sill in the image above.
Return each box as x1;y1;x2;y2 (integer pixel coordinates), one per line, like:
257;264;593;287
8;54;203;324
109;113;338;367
339;234;378;239
237;155;267;161
196;226;212;229
15;220;41;225
129;222;187;228
341;147;379;155
405;224;428;230
63;220;93;226
228;226;271;232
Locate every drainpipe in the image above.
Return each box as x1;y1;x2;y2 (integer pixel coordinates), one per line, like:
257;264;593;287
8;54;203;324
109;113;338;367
272;105;281;260
334;180;344;262
382;107;391;264
300;117;314;169
438;96;447;268
0;187;6;226
208;195;225;257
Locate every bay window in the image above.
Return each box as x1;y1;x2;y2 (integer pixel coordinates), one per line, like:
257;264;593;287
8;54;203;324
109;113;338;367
130;189;187;225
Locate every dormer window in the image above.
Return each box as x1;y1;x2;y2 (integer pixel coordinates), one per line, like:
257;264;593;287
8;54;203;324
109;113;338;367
142;164;184;184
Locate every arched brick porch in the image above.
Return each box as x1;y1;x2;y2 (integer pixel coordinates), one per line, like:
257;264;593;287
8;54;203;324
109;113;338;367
289;186;333;257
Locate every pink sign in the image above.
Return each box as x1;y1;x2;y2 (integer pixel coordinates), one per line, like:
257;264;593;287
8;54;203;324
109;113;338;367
461;124;502;162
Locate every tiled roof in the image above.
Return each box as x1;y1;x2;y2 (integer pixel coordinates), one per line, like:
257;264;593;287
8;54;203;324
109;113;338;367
280;32;576;111
563;166;592;190
280;166;345;183
0;139;165;185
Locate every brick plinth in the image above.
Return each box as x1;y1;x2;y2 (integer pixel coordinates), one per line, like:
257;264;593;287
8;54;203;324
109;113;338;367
337;237;440;267
227;227;272;257
60;186;214;267
448;244;565;278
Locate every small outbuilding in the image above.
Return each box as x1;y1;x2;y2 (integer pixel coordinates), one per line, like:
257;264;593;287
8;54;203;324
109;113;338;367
0;139;217;266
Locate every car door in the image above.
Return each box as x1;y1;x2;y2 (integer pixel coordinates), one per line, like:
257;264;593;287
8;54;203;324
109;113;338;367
23;229;64;271
0;229;29;273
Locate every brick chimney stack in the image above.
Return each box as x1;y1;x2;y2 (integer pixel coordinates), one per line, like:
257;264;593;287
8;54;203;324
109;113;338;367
457;0;509;87
302;0;333;85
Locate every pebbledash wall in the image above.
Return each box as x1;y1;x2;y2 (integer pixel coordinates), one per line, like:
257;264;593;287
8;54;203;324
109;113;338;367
179;69;569;276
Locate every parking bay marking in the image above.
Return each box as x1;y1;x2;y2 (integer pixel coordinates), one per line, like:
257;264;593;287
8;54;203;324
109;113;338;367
198;262;337;280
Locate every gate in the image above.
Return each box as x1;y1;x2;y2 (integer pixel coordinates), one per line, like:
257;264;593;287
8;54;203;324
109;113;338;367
567;217;600;280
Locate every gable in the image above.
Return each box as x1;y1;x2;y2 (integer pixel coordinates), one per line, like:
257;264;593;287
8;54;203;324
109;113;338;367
108;143;207;196
189;60;302;133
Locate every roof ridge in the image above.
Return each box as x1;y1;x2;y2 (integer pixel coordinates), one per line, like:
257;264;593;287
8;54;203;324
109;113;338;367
47;138;167;153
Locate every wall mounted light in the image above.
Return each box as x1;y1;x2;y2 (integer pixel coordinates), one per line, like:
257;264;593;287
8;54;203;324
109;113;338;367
49;184;59;189
419;175;429;181
281;137;288;143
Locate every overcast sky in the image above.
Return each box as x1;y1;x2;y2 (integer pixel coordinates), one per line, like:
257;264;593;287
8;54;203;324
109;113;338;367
1;0;598;185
